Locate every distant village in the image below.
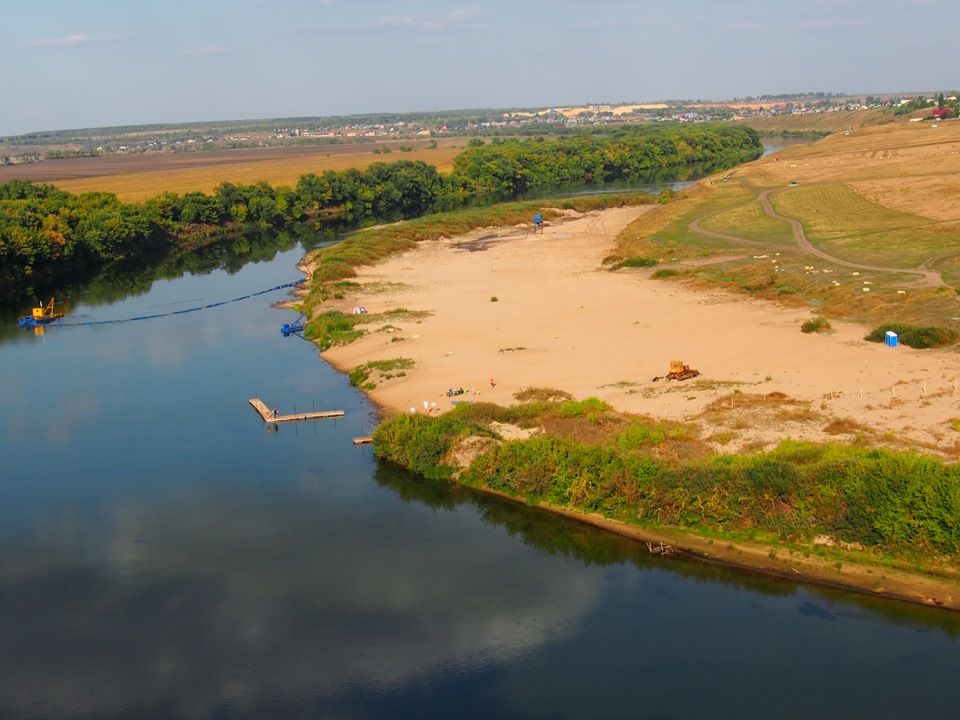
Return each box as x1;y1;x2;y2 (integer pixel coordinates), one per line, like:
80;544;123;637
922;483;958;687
0;93;945;166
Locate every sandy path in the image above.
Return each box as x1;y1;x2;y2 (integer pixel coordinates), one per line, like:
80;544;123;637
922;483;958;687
322;206;960;451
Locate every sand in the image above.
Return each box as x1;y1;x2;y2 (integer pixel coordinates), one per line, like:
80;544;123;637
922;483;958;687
321;206;960;454
309;204;960;608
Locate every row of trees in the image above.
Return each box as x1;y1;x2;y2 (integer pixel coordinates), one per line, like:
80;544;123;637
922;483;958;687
452;125;762;193
1;124;763;299
0;180;164;294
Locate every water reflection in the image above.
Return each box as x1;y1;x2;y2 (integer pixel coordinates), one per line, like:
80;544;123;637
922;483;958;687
377;462;960;636
0;470;607;719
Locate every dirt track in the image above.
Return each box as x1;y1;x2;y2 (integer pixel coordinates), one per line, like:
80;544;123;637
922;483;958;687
687;183;945;288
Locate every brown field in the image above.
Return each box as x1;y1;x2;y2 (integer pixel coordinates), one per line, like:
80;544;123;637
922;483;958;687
0;139;464;203
738;108;892;134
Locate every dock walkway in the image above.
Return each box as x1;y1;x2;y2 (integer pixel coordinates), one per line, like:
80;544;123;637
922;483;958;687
249;398;344;424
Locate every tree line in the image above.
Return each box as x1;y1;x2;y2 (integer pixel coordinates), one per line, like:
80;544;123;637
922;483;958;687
0;124;762;300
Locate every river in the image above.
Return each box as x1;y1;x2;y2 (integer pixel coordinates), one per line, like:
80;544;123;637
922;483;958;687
2;193;959;719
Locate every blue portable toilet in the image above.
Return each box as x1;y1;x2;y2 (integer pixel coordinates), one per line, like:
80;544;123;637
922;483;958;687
885;331;898;347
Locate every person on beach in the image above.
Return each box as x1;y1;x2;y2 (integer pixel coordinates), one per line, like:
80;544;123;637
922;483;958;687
490;377;496;388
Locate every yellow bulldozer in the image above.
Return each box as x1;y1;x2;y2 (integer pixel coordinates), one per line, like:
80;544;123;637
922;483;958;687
652;359;700;382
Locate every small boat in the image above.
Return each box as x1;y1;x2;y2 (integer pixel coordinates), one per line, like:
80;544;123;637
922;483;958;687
18;298;65;328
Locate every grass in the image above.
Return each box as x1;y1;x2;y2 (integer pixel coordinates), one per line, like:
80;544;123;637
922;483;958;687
801;316;832;333
613;120;960;330
773;185;944;268
622;257;659;268
698;200;795;246
348;357;416;389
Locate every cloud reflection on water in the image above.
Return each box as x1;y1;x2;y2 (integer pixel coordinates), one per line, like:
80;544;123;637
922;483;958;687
0;477;602;718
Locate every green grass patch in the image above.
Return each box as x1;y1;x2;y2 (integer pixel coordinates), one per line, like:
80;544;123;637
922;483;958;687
773;185;943;268
305;311;364;351
513;387;574;403
349;357;416;387
557;397;612;418
699;201;794;246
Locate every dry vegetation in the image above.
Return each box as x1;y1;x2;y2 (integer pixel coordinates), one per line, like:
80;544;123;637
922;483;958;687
737;108;892;134
617;117;960;326
2;141;463;203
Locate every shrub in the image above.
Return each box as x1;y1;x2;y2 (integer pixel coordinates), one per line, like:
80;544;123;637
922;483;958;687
615;423;666;449
349;357;415;387
313;260;357;283
513;387;573;403
623;257;658;268
557;397;612;418
305;311;363;350
801;316;832;334
865;323;958;349
652;268;678;279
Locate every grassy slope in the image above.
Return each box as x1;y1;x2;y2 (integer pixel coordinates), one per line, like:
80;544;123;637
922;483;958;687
738;108;892;134
616;115;960;327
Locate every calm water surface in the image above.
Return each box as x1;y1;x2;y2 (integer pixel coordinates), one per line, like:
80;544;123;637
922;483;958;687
1;242;958;720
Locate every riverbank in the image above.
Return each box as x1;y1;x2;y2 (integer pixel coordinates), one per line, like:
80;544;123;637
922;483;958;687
319;205;960;455
308;203;960;609
528;499;959;611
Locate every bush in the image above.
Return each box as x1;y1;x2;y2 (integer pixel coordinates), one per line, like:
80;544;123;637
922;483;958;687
801;317;832;334
557;397;612;418
305;311;363;350
623;257;658;268
652;268;678;279
375;397;960;558
865;324;958;349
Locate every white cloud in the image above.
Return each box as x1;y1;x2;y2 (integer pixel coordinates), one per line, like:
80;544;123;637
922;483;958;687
177;46;227;57
377;15;417;29
375;6;484;32
28;34;128;48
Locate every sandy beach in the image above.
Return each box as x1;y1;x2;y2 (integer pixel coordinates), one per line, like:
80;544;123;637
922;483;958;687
321;206;960;454
310;204;960;608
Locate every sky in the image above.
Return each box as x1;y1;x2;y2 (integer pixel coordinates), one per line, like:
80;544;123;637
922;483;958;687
2;0;958;137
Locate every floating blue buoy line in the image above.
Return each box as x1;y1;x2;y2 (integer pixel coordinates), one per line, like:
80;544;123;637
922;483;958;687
14;281;301;330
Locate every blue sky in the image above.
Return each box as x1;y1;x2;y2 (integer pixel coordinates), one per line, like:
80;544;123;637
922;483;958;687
3;0;958;136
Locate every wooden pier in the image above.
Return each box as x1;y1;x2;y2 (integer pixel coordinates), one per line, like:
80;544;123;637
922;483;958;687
249;398;344;424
